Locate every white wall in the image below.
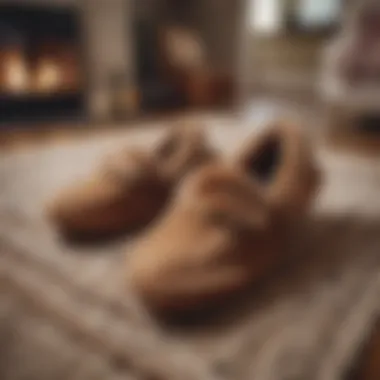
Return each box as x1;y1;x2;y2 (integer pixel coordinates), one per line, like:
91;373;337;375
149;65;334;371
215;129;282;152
81;0;135;120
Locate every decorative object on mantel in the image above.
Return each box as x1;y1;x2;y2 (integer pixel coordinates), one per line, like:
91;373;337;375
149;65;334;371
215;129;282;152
158;25;234;108
184;67;233;108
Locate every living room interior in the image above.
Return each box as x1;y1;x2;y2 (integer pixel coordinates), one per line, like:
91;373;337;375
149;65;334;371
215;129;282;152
0;0;244;127
3;1;380;380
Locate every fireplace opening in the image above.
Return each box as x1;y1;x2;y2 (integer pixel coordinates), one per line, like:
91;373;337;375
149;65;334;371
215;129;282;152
0;4;85;124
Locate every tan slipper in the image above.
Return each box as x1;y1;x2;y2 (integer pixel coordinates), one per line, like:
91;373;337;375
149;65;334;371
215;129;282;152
127;120;321;314
235;119;321;220
47;124;216;238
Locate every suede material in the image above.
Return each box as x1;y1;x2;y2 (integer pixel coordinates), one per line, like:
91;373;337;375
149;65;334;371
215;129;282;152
235;120;321;220
128;163;280;313
47;125;216;238
127;121;320;314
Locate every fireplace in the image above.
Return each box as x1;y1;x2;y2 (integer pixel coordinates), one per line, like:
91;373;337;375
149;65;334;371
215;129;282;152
0;4;85;124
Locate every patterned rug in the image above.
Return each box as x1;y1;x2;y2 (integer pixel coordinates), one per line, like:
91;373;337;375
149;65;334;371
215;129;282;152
1;114;380;380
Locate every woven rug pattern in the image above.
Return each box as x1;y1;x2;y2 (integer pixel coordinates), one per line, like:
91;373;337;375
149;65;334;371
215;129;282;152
1;116;380;380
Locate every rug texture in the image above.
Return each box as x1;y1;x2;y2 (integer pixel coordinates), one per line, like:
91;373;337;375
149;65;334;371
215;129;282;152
1;115;380;380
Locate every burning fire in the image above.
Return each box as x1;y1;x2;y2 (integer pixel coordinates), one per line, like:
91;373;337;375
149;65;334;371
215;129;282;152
0;45;80;95
34;60;62;93
3;52;29;94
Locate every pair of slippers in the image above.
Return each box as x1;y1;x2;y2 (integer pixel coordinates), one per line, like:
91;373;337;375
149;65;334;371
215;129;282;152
48;120;321;315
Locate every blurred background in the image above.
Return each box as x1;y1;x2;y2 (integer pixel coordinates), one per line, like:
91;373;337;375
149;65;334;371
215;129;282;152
0;0;244;125
0;0;355;126
4;2;380;380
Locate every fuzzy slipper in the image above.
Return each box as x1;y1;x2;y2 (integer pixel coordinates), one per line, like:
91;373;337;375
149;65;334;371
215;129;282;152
47;124;216;238
235;120;321;219
127;120;321;315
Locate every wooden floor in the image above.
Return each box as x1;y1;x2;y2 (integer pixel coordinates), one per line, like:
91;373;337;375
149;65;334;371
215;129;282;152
2;117;380;380
0;110;208;152
0;119;158;153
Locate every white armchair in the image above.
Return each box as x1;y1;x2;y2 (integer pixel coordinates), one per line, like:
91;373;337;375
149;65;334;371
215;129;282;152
320;1;380;130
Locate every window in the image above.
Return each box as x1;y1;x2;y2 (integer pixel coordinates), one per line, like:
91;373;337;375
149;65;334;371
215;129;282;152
296;0;341;29
249;0;342;36
249;0;283;35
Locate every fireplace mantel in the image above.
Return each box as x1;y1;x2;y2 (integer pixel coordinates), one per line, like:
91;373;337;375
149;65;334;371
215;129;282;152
0;2;86;123
0;0;135;124
81;0;136;121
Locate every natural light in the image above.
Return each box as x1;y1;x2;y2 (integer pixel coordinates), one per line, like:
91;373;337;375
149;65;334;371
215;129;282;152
250;0;283;34
250;0;341;33
297;0;341;28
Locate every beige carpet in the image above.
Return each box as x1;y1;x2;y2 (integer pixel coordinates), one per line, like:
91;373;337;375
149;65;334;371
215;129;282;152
1;115;380;380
